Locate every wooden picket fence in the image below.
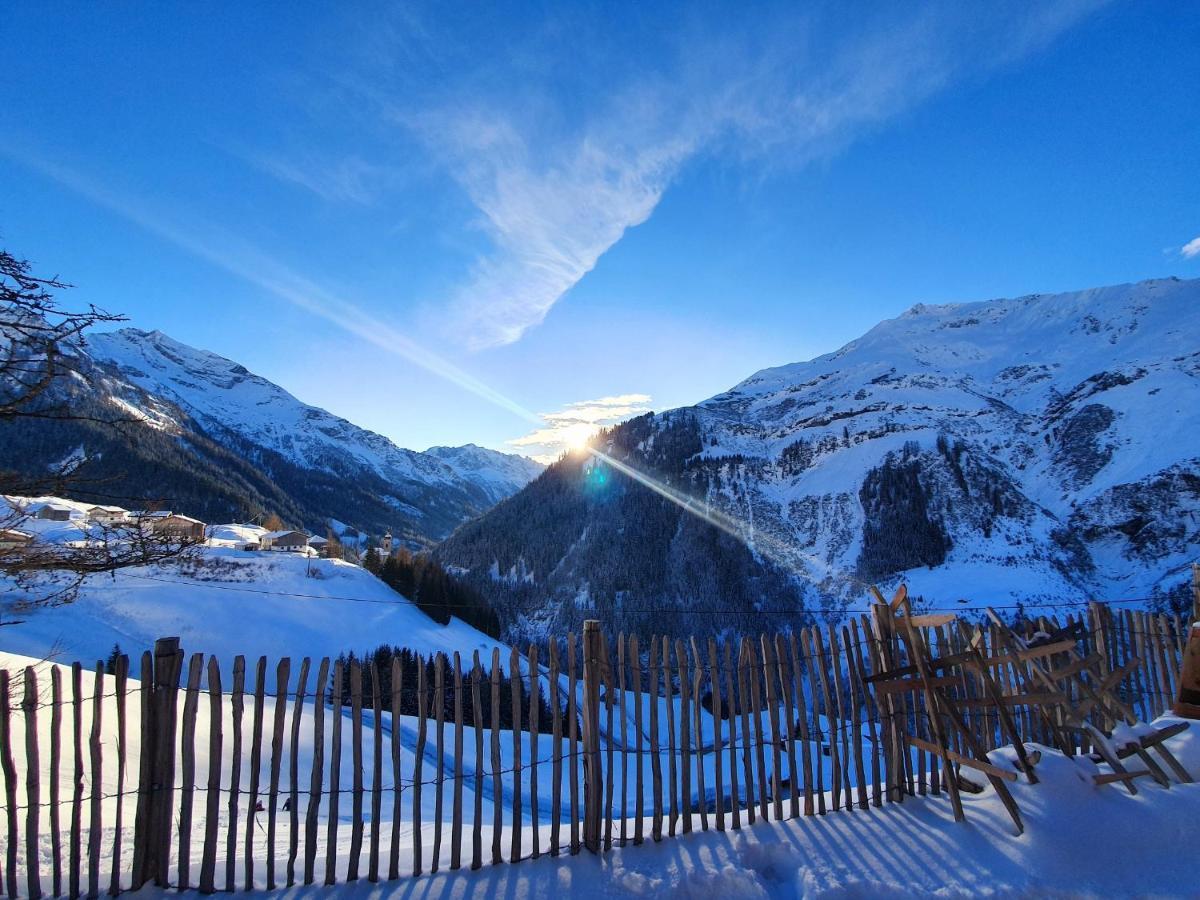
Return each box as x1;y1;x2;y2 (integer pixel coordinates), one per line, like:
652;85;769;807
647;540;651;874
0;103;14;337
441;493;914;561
0;602;1188;898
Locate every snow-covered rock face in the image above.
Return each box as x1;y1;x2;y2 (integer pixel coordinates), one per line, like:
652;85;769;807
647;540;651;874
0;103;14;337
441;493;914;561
1;326;542;545
440;277;1200;637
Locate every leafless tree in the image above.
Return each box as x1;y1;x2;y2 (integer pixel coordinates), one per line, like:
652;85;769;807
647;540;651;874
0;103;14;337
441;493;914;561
1;247;199;622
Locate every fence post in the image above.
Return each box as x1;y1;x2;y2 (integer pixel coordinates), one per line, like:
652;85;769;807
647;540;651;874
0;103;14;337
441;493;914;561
582;620;603;854
134;637;182;889
869;605;906;802
1192;563;1199;623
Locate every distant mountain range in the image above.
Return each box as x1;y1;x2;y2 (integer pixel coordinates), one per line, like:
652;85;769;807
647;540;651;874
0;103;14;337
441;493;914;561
0;327;542;545
437;277;1200;640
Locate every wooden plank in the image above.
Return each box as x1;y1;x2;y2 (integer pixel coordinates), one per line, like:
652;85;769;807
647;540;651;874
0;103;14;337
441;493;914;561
509;646;523;863
199;658;222;895
814;627;844;811
528;646;541;860
21;669;42;900
368;661;383;883
489;649;502;866
70;662;83;900
736;639;756;824
853;618;882;808
647;637;663;842
603;635;615;849
664;636;678;836
246;657;267;891
894;613;957;628
388;657;403;881
709;638;726;830
774;635;798;820
324;660;343;886
303;659;328;886
631;636;645;845
431;654;445;874
85;663;103;900
110;654;128;897
51;666;64;898
618;636;629;845
581;624;603;854
151;644;183;889
829;625;853;809
566;635;580;855
676;639;692;836
470;652;484;871
1094;770;1154;786
288;659;310;888
760;634;784;822
266;658;291;889
412;658;427;877
722;641;741;830
844;625;869;811
800;631;826;814
451;652;465;870
689;637;708;834
906;737;1018;781
874;675;961;695
748;637;769;821
225;656;245;892
790;634;815;816
347;659;364;881
177;654;202;891
0;671;17;900
548;641;562;856
1016;639;1079;662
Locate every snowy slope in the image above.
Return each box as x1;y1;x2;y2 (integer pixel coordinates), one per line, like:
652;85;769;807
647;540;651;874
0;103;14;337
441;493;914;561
440;277;1200;636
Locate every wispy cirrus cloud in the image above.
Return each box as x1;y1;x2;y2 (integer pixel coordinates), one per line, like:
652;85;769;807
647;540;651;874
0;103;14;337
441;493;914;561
245;152;394;206
507;393;654;463
1182;235;1200;259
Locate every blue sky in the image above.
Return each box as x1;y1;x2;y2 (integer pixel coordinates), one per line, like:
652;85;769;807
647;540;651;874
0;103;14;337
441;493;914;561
2;1;1198;460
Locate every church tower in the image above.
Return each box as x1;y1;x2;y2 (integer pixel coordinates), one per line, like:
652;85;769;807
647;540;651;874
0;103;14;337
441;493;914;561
381;531;393;556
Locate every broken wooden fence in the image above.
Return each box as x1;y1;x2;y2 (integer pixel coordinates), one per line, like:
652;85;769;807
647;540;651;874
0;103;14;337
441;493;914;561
0;602;1188;898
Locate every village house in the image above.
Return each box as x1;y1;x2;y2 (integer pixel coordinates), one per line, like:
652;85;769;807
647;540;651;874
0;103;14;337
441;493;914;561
140;513;207;541
306;534;329;556
0;529;33;552
86;505;130;525
36;503;78;521
260;530;310;552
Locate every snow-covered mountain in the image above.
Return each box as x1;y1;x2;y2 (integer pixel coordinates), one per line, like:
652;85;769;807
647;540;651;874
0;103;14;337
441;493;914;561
438;277;1200;639
0;327;542;544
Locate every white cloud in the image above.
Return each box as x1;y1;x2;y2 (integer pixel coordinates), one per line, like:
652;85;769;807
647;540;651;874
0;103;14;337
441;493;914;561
507;393;653;463
382;2;1106;350
1182;236;1200;259
245;153;392;206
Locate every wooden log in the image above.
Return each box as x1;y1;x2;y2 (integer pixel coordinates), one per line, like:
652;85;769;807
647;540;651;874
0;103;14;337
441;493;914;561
22;668;42;900
894;613;957;628
266;658;291;890
843;625;869;811
225;657;245;892
509;646;523;863
772;636;797;821
303;659;328;886
368;662;384;882
709;638;726;831
1094;770;1154;786
51;666;64;897
247;657;267;891
149;642;182;890
675;639;692;836
70;663;83;900
567;635;580;855
199;658;223;895
632;636;645;844
287;659;310;888
431;654;445;874
324;660;343;886
618;636;629;845
603;635;615;850
647;637;663;842
470;653;484;871
663;637;678;837
388;657;403;882
451;653;465;871
412;658;427;877
688;638;707;834
800;632;825;814
736;639;756;824
177;654;202;891
347;659;364;881
85;662;103;899
788;634;814;817
110;654;128;897
905;738;1018;781
0;671;18;900
528;645;540;860
548;641;562;856
722;642;741;830
760;634;784;822
489;649;502;866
